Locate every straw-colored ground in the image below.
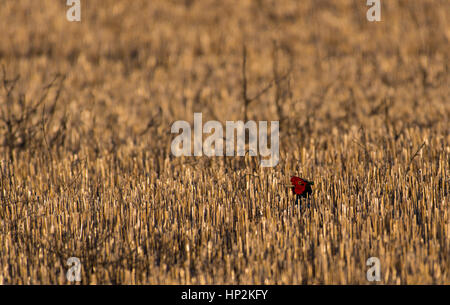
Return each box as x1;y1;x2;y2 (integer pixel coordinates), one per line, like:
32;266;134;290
0;0;448;284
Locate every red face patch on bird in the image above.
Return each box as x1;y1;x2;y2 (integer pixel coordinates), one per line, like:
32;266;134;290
290;176;313;196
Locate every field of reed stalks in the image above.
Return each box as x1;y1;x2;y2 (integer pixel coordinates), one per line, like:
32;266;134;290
0;0;448;284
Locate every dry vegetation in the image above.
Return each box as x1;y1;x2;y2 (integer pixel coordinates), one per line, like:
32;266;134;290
0;0;449;284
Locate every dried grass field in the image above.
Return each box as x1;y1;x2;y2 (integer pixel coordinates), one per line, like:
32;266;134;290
0;0;449;284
